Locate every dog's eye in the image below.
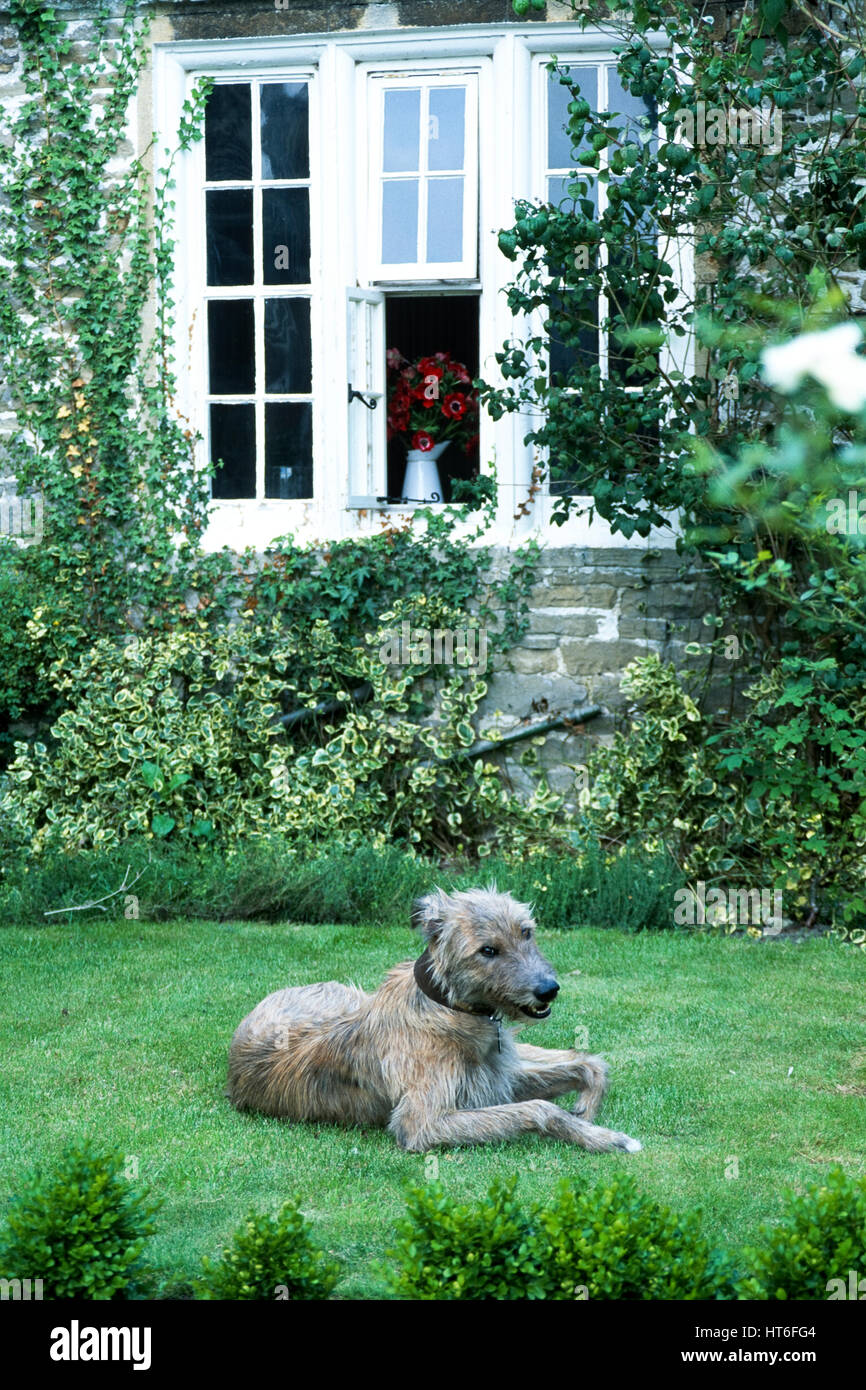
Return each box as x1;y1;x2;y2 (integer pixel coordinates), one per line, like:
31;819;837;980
479;945;498;958
521;928;532;939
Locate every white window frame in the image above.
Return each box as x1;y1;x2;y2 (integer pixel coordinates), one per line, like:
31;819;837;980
529;50;694;526
346;287;386;506
366;71;479;283
153;22;680;552
202;73;318;503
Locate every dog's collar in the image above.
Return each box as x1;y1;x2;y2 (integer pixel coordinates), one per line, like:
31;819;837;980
413;949;504;1051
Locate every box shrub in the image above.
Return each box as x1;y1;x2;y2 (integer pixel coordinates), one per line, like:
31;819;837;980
384;1178;549;1300
196;1199;341;1301
742;1166;866;1301
538;1174;737;1300
386;1174;736;1300
0;1142;158;1299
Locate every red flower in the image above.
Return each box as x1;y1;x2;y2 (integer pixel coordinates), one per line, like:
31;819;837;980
387;350;477;453
413;381;438;407
442;393;467;420
417;358;445;379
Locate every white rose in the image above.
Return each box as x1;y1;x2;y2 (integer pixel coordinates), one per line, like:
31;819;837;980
761;322;866;412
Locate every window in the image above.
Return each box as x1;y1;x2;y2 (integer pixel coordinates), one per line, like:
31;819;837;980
204;78;315;500
543;61;657;383
349;64;483;507
160;25;683;545
368;74;479;281
539;60;659;494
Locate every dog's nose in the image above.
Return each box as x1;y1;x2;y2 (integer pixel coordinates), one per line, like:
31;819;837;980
534;980;560;1004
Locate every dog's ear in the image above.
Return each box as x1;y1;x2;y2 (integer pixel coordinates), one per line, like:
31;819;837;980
411;890;449;943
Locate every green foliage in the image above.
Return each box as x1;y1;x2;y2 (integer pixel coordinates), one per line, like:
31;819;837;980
384;1178;549;1300
583;645;866;935
0;546;56;728
486;1;866;930
0;839;433;927
388;1169;866;1301
241;521;538;663
0;593;562;858
385;1174;736;1300
712;654;866;930
0;835;682;931
0;0;544;859
494;0;866;534
538;1174;737;1300
0;1142;158;1300
493;839;685;931
583;655;732;873
196;1200;340;1301
742;1167;866;1301
0;0;214;648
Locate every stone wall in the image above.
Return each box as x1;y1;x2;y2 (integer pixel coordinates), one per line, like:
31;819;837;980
480;545;717;800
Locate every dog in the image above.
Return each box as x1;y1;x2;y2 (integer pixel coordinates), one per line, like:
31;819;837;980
227;886;642;1154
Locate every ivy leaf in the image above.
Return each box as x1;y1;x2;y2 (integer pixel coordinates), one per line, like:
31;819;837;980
758;0;788;32
140;761;162;790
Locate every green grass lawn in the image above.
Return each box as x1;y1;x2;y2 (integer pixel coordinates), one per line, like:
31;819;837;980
1;918;864;1298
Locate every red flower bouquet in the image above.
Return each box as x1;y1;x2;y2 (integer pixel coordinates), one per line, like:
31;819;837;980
386;350;479;453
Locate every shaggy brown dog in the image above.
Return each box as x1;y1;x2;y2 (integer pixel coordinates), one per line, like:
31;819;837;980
227;887;642;1154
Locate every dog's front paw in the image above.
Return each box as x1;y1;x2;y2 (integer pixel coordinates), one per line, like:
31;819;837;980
572;1054;609;1121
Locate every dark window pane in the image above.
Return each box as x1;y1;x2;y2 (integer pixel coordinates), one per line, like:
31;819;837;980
205;84;252;182
263;188;310;284
265;402;312;498
607;245;658;385
549;291;598;384
210;403;255;499
206;190;254;286
208;300;255;395
265;299;312;394
261;82;309;180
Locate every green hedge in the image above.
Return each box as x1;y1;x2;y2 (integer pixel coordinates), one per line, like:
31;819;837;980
196;1199;340;1301
0;837;683;931
2;1147;863;1300
0;1142;158;1300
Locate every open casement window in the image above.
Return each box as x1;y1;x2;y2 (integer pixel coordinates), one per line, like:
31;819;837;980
368;73;479;282
346;288;386;507
540;61;660;495
204;77;315;501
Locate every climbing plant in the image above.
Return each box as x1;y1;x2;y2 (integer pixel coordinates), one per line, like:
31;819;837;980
0;0;215;627
494;0;866;537
0;0;538;757
0;0;545;859
496;0;866;929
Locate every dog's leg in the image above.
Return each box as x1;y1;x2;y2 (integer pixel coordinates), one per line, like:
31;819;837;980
389;1094;640;1154
512;1043;609;1120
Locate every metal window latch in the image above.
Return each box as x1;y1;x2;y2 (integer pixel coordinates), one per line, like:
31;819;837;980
376;494;441;505
348;383;378;410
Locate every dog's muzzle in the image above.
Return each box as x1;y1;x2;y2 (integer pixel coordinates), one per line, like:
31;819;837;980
520;979;560;1020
